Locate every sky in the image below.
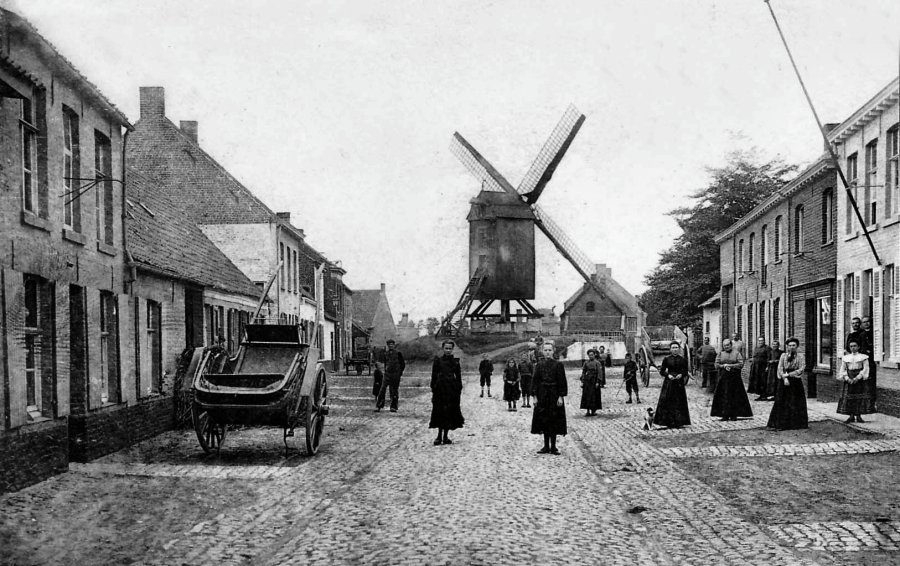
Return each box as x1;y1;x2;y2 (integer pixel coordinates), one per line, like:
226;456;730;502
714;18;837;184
12;1;900;323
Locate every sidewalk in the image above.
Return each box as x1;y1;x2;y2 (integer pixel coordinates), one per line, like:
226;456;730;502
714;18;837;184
810;399;900;438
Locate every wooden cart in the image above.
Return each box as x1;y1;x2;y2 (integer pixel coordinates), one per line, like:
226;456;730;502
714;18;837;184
190;324;328;456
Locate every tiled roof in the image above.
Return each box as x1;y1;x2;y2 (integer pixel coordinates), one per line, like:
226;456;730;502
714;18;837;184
3;9;130;126
351;290;383;328
126;166;261;299
127;115;278;225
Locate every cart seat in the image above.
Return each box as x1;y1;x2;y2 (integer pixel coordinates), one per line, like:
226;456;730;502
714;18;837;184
204;373;284;389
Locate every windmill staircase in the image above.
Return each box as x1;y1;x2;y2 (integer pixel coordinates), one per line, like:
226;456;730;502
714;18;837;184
437;267;486;337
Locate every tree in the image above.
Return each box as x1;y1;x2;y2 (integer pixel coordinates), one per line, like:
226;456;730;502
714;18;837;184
424;317;441;336
639;149;797;328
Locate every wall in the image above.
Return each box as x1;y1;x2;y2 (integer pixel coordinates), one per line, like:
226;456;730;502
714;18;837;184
563;287;624;333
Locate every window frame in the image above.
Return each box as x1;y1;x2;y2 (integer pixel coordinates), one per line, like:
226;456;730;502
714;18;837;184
865;139;878;225
794;205;804;253
62;107;81;231
822;188;834;244
21;97;38;215
888;125;899;219
94;131;113;244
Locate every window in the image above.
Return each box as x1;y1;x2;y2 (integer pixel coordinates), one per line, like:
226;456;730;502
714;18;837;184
21;97;37;214
817;297;832;367
147;300;162;394
99;291;120;404
759;302;766;343
773;298;780;343
737;239;744;274
846;153;858;233
94;132;113;244
748;233;755;272
865;140;878;224
760;225;768;285
24;275;40;418
747;303;754;348
286;246;291;292
62;107;81;231
585;301;595;312
774;216;783;258
888;125;899;218
736;305;743;339
280;243;285;290
705;320;710;334
293;250;298;293
822;189;834;244
794;205;804;253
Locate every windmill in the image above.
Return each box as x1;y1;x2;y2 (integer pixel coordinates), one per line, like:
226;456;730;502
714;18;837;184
439;105;612;336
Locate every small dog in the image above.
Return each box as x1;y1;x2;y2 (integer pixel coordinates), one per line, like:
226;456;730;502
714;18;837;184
642;407;655;430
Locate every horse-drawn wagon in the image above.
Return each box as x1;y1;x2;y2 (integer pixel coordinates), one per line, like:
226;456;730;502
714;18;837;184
190;324;328;455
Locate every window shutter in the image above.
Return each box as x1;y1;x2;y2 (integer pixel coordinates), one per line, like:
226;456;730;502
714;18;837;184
4;269;27;428
874;269;883;361
118;294;137;405
55;284;70;417
87;290;103;409
836;279;844;355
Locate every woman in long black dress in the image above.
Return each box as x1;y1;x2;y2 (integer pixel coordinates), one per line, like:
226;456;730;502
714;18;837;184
429;340;465;445
748;337;770;400
531;342;567;455
653;342;691;428
763;340;783;401
711;338;753;421
766;336;808;430
580;349;603;416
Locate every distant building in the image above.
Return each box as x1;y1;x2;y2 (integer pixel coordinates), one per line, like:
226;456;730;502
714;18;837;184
699;292;721;348
559;264;646;356
396;313;419;342
352;283;397;348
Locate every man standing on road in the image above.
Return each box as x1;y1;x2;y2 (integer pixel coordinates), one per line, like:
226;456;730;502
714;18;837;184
479;353;494;398
376;339;406;413
697;337;718;391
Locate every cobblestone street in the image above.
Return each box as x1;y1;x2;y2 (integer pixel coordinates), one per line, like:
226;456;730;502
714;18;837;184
2;365;898;565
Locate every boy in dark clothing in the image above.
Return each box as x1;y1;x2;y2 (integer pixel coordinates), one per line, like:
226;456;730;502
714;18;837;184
478;354;494;397
623;353;641;404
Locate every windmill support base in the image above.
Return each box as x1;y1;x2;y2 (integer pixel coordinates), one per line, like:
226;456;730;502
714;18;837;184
468;299;542;323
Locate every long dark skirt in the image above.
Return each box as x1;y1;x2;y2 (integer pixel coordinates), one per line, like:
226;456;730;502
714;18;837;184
767;376;808;430
653;378;691;428
520;374;533;397
429;383;464;430
765;364;779;398
710;368;753;418
503;382;521;401
580;379;602;411
531;397;567;435
837;379;876;415
747;361;768;395
372;368;383;397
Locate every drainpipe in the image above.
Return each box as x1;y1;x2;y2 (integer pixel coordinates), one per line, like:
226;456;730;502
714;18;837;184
121;127;132;292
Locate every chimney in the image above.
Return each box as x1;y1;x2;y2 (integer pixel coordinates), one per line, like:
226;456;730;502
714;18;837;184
139;86;165;120
400;313;409;324
380;283;386;293
823;123;840;151
276;212;291;222
180;120;198;144
592;263;612;282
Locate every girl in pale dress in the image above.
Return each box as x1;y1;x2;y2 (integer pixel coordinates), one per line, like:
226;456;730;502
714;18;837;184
837;339;875;423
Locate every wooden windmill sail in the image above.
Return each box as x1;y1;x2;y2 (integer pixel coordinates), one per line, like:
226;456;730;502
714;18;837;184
439;105;609;336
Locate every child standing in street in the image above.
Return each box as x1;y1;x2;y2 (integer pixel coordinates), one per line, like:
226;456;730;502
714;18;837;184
623;352;641;404
503;358;521;412
479;354;494;398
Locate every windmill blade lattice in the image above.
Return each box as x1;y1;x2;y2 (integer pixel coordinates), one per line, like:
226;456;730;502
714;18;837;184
450;132;511;194
516;105;586;204
531;203;597;283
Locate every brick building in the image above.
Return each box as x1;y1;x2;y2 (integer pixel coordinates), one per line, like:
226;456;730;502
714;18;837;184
828;78;900;415
716;155;837;397
559;264;645;356
0;9;132;491
126;87;331;348
352;283;397;349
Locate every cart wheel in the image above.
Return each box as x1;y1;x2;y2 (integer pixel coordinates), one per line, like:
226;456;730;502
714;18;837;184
192;403;227;454
641;367;650;388
305;369;327;456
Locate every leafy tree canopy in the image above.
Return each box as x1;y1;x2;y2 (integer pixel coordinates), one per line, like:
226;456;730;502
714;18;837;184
639;149;797;328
